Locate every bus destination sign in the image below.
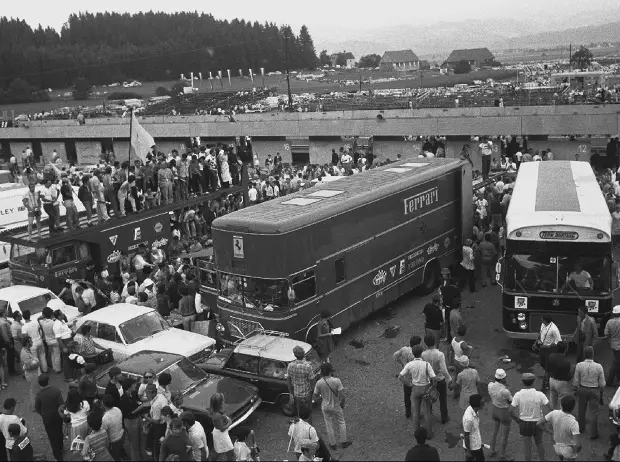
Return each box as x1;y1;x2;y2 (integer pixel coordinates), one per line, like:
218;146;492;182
404;187;439;216
539;231;579;240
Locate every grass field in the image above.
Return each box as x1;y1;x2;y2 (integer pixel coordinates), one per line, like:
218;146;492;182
1;69;517;116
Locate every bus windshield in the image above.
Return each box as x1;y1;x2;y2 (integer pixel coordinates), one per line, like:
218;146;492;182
505;254;611;294
219;272;289;312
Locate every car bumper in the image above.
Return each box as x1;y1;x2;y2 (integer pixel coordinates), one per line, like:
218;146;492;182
230;397;262;429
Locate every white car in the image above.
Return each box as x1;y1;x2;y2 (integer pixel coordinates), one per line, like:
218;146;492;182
75;304;215;363
0;286;79;323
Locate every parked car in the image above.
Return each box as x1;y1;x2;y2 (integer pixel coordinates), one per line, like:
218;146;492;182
75;304;215;362
199;332;321;415
0;286;79;323
96;351;261;432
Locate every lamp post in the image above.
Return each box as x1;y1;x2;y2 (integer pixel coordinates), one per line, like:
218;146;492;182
284;27;293;111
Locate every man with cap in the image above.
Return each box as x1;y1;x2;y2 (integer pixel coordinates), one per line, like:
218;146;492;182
488;369;513;461
287;345;316;423
510;372;549;462
404;427;440;461
463;394;485;461
573;345;605;439
423;296;443;349
605;305;620;387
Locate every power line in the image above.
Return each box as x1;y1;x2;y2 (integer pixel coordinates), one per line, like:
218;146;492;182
0;37;265;81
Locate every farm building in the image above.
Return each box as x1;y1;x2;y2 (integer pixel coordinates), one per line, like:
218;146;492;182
550;71;616;89
330;52;356;68
443;48;495;69
420;60;431;70
379;50;420;71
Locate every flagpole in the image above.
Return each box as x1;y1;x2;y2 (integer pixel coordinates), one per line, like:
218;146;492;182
128;107;134;165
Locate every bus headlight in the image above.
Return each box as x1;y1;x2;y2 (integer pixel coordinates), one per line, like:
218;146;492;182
517;313;526;321
519;322;528;330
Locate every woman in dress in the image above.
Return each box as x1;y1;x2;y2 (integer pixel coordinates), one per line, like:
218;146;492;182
455;356;480;410
218;150;232;189
62;388;90;442
82;412;113;461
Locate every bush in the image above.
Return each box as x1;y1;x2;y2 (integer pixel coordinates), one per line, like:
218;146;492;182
73;76;92;100
454;60;472;75
106;91;143;100
155;86;169;96
170;82;186;96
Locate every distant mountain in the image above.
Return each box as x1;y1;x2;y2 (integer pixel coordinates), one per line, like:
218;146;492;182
490;21;620;50
314;14;620;59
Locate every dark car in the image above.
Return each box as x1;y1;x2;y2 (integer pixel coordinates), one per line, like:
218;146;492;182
96;350;261;432
199;333;322;415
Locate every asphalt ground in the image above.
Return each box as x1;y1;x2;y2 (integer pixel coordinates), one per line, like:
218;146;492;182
4;268;618;461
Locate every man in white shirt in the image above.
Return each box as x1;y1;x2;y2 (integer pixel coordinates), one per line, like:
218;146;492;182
288;407;318;457
40;179;59;234
102;394;127;460
181;411;208;462
463;394;484;461
564;263;593;290
0;398;27;452
511;373;549;462
248;184;258;204
546;148;554;161
399;345;436;437
479;138;493;180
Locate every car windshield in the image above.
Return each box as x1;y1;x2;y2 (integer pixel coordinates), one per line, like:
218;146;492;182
166;357;210;393
18;292;56;316
219;272;289;312
506;254;611;294
119;311;171;344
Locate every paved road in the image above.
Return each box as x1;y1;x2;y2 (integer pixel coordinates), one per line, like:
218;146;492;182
8;278;618;460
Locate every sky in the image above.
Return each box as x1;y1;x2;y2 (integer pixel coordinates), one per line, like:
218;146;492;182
2;0;617;43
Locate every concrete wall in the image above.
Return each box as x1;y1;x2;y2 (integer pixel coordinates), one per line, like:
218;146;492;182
76;141;103;165
40;141;67;163
9;141;31;159
309;140;345;165
156;140;188;155
252;140;288;164
373;140;424;162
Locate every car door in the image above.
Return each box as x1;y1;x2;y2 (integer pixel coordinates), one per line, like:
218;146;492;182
257;357;289;403
93;322;128;360
223;353;260;386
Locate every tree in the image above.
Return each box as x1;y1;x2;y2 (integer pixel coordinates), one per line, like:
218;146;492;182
155;86;169;96
72;76;91;100
8;78;31;97
358;54;381;68
454;60;472;74
571;45;593;70
298;25;317;69
319;50;331;66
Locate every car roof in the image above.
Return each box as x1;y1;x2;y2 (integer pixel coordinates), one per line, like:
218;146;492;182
103;351;183;377
234;334;312;362
80;304;153;325
0;286;53;302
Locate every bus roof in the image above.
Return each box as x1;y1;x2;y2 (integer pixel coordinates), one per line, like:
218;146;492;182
0;185;244;248
506;161;611;239
213;158;464;235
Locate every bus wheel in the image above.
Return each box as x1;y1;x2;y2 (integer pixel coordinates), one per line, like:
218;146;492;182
419;262;440;294
278;395;295;416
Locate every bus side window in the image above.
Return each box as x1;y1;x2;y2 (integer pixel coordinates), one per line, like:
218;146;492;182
335;258;346;284
292;270;317;301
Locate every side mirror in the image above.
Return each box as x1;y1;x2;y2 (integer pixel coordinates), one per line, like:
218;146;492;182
495;257;504;288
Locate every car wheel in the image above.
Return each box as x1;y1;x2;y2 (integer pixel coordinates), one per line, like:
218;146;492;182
278;395;295;416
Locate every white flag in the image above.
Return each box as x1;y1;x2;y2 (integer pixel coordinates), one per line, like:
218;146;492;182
131;113;155;161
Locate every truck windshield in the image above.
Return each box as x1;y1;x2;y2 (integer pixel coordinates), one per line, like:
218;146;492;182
219;272;289;312
505;254;611;294
10;245;47;266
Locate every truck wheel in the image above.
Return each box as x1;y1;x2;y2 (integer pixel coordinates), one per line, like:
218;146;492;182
278;395;295;416
305;324;319;345
419;262;440;295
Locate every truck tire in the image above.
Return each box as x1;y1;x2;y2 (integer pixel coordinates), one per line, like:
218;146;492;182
419;261;440;295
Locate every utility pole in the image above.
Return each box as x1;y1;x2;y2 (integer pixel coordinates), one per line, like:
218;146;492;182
284;27;293;111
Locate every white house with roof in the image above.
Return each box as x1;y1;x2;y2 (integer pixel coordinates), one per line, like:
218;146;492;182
379;50;420;71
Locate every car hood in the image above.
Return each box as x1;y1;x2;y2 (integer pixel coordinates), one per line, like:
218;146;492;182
134;328;215;355
182;375;258;415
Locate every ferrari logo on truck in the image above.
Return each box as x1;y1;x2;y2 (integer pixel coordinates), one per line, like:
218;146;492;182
404;187;439;215
233;236;244;259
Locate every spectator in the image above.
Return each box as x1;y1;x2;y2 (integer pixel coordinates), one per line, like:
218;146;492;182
538;315;561;392
573;345;605;439
488;369;512;461
19;335;40;411
421;334;452;425
315;310;335;362
22;183;42;240
313;362;351;451
463;394;484;461
0;309;16;378
34;374;64;461
537;394;581;461
399;344;435;438
460;239;476;293
287;345;316;423
405;427;440;461
476;233;497;287
288;407;318;460
546;341;572;410
61;387;90;442
181;411;208;462
104;366;124;409
422;296;443;348
8;423;33;462
102;394;127;461
456;356;480;411
77;175;94;226
606;305;620;387
52;309;73;382
210;393;234;460
510;373;549;462
160;417;191;461
82;412;114;461
118;377;142;461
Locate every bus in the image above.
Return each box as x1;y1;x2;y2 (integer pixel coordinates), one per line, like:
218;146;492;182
498;161;616;340
210;158;473;342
